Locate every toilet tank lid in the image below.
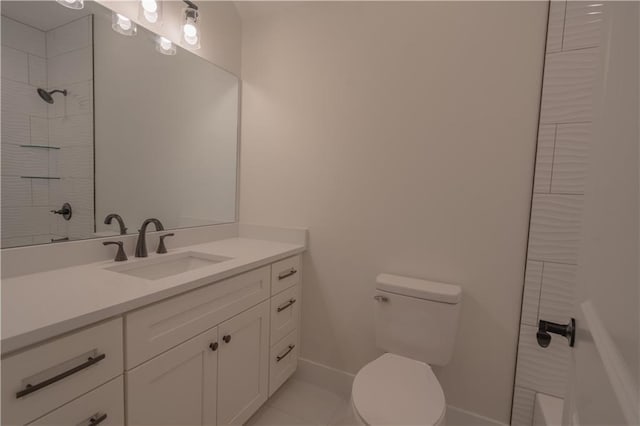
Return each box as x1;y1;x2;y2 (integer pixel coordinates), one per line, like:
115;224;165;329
376;273;462;304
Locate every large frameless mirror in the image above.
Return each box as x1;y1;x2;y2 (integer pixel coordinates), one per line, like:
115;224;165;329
1;0;239;248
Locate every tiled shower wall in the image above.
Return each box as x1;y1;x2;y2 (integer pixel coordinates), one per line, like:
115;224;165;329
511;2;603;425
1;15;94;247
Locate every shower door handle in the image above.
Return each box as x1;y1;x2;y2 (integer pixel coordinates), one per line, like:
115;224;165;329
536;318;575;348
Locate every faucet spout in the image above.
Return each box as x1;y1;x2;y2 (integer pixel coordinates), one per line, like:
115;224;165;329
104;213;128;235
135;218;165;258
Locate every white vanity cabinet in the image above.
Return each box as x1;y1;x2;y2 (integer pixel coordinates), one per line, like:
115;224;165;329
2;253;302;426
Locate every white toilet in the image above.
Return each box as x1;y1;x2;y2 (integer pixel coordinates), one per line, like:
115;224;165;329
350;273;462;426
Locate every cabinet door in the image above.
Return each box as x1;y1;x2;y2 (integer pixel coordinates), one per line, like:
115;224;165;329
217;301;270;425
127;327;218;426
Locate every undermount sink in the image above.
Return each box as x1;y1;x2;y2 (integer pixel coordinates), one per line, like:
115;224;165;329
106;251;232;280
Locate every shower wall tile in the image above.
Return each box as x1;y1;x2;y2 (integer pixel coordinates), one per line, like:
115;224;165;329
528;194;583;264
31;180;50;207
1;79;47;117
521;261;543;326
1;143;49;177
514;2;602;424
2;236;34;249
551;123;590;194
533;125;555;194
30;116;49;146
546;1;566;53
1;16;46;57
515;325;569;397
2;112;30;146
49;80;93;118
539;48;597;124
1;177;32;207
68;208;95;239
47;47;92;87
56;146;93;178
511;387;536;426
563;1;604;51
539;263;576;324
50;114;93;147
28;55;47;88
50;178;94;210
2;206;51;238
2;46;29;83
46;16;91;58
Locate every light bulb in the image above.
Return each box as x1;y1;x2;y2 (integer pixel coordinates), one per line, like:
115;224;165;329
112;12;136;36
141;0;157;13
117;14;132;31
156;36;176;55
183;23;197;38
160;37;172;50
56;0;84;9
144;10;158;23
184;33;198;46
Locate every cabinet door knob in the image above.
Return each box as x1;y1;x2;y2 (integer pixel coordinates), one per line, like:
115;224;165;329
209;342;219;351
223;335;231;343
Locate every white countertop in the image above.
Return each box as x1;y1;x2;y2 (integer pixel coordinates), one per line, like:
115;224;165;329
1;238;304;355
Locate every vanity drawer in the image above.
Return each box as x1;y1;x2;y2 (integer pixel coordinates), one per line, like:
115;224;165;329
29;376;124;426
126;266;270;368
269;329;299;396
270;284;300;344
2;318;123;426
271;255;301;295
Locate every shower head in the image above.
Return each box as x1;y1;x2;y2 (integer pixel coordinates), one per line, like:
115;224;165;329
37;88;67;104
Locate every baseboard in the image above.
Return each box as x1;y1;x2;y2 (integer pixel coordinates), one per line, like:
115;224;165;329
446;405;508;426
293;357;355;399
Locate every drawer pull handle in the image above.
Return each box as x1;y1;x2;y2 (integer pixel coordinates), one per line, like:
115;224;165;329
277;298;297;312
89;413;108;426
223;335;231;344
209;342;219;351
276;344;296;362
15;353;106;399
278;268;297;280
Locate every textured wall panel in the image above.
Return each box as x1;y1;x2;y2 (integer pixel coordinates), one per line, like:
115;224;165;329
528;194;583;264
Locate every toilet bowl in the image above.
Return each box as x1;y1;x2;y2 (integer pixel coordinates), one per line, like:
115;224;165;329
349;274;462;426
350;353;446;426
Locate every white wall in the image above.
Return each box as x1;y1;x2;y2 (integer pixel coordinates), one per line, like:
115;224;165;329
97;0;242;76
238;2;548;423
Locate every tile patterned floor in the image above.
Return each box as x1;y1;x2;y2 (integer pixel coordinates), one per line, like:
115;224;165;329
246;379;354;426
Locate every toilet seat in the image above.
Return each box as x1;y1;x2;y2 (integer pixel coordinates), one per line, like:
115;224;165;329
351;353;446;425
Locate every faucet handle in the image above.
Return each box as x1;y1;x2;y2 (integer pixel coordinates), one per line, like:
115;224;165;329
157;233;175;254
103;241;128;262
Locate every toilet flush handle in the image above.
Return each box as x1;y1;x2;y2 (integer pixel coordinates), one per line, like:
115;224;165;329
373;295;389;302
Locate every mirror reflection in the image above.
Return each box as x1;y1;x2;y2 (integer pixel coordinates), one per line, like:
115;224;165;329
1;0;239;249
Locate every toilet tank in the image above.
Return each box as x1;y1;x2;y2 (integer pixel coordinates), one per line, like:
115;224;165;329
374;273;462;366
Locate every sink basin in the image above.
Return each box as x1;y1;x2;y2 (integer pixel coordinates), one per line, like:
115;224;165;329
106;251;232;280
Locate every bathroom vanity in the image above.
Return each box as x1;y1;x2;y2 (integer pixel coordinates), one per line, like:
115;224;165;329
1;238;304;426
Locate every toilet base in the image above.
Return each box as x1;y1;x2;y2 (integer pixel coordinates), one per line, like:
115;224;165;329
350;396;447;426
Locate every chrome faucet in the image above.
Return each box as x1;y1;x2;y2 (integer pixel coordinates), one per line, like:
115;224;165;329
104;213;127;235
135;218;165;258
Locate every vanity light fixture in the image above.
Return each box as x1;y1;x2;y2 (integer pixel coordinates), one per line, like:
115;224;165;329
182;0;201;50
56;0;84;10
139;0;162;25
155;36;177;56
112;12;137;36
